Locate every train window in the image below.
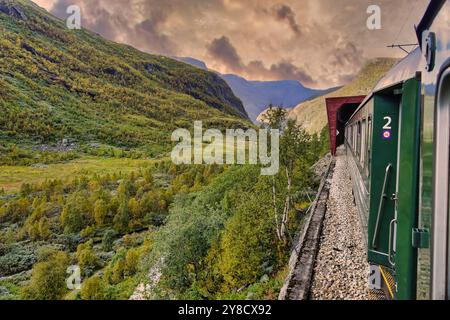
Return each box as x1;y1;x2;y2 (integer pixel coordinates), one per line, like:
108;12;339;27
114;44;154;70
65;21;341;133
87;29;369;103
351;125;354;150
345;127;348;146
367;116;372;177
353;125;355;149
361;119;367;167
350;125;353;148
357;122;361;158
351;125;354;149
353;124;356;151
431;67;450;299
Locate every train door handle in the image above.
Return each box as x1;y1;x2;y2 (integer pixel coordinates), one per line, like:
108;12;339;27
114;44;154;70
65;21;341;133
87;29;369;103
372;163;392;249
388;218;397;267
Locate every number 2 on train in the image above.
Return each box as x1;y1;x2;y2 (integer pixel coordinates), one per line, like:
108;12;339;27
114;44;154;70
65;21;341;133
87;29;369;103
383;116;392;130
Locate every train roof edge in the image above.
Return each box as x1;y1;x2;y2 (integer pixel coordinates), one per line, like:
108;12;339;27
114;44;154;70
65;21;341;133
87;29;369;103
346;48;422;125
372;47;422;93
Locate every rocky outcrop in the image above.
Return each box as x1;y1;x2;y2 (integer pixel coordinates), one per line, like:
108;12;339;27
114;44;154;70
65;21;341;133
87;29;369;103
0;2;27;20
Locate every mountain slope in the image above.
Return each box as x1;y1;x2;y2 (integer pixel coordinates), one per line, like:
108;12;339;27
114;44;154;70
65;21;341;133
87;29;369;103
0;0;249;154
175;57;330;122
174;57;208;70
265;58;398;134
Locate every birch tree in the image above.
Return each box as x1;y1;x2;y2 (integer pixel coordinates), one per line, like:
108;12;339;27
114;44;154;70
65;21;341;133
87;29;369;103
262;106;310;244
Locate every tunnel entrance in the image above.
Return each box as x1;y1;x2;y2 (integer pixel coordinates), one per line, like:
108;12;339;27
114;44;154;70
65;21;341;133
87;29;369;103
336;103;360;147
326;96;366;155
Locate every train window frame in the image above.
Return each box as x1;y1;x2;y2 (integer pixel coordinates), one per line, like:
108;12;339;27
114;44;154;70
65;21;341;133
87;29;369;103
353;124;356;151
350;124;353;150
367;115;372;178
354;124;356;151
352;124;355;151
357;121;362;158
361;118;367;167
432;67;450;299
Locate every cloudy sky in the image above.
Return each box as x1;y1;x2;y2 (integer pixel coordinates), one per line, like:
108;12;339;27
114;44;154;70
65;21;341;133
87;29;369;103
32;0;429;89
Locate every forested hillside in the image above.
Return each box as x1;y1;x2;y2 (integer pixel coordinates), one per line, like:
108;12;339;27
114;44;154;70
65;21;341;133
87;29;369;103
0;0;249;158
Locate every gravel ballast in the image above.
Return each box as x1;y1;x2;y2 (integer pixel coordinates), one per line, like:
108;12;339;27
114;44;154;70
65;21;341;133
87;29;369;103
310;147;369;300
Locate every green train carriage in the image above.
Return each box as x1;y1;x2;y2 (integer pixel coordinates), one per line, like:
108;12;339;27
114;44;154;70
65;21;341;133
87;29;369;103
342;0;450;300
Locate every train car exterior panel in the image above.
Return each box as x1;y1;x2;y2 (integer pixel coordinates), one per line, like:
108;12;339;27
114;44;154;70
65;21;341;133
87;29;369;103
396;77;422;299
417;0;450;300
346;146;369;243
345;99;374;245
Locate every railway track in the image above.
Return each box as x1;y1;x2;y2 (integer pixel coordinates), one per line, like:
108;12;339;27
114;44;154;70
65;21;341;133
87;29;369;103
279;158;335;300
279;148;369;300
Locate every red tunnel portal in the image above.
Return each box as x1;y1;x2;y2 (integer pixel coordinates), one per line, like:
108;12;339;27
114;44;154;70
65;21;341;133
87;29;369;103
326;96;366;156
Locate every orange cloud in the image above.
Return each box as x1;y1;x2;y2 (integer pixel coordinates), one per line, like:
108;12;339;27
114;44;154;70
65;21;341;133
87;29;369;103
32;0;429;89
32;0;54;10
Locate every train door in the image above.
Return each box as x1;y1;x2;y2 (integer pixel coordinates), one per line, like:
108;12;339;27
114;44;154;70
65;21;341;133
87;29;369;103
395;77;421;300
368;92;400;299
432;68;450;299
368;78;421;300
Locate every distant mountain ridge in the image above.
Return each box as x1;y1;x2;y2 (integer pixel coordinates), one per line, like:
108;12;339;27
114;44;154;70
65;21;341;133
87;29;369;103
221;74;330;121
175;57;331;122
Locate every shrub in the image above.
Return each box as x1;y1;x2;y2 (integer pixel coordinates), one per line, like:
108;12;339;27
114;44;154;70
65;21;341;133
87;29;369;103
76;241;100;276
80;225;95;238
80;276;105;300
55;233;82;252
61;194;87;233
110;258;126;285
0;243;36;277
213;187;275;291
22;251;69;300
93;199;107;227
125;248;140;276
113;200;130;233
102;229;117;252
